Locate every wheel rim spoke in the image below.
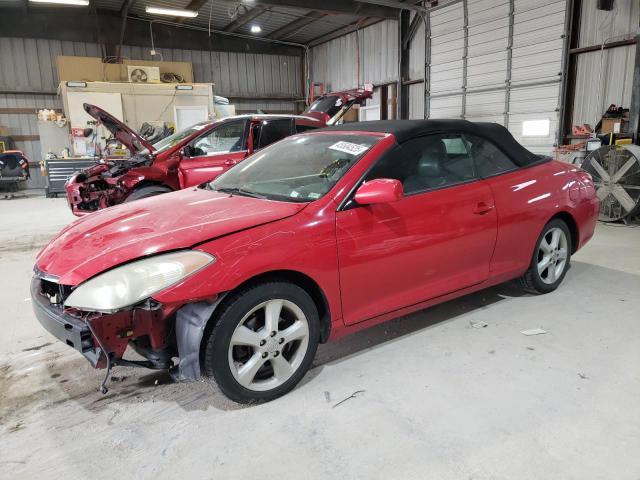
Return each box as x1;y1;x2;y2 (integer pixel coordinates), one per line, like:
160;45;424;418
264;299;283;333
231;325;263;347
280;320;309;344
546;262;557;282
557;248;567;260
537;256;552;275
550;229;561;249
539;238;552;254
271;355;294;381
236;353;267;387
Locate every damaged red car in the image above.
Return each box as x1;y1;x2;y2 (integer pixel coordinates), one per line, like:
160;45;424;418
65;87;372;216
32;120;599;403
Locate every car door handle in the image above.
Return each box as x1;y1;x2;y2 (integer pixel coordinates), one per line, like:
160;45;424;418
224;159;238;166
473;202;495;215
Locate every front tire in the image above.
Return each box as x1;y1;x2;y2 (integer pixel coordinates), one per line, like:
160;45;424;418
518;219;572;294
124;184;172;202
203;281;320;403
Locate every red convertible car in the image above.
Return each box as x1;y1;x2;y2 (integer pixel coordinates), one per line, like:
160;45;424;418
65;87;372;216
32;120;598;403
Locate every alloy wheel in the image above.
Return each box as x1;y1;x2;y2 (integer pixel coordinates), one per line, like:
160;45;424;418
537;227;568;285
227;299;310;391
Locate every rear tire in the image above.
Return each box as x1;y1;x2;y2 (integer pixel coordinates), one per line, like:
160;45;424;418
518;219;572;294
203;281;320;404
125;185;172;202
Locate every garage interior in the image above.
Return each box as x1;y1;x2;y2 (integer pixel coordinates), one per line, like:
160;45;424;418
1;0;639;478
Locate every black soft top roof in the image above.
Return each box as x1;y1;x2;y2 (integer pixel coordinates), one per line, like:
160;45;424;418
324;119;542;166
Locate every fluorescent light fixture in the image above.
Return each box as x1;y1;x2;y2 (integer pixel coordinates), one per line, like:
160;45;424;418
66;81;87;88
250;24;262;33
175;85;194;90
29;0;89;5
146;6;198;17
522;119;550;137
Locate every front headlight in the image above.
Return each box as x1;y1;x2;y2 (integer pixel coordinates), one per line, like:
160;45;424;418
65;250;215;313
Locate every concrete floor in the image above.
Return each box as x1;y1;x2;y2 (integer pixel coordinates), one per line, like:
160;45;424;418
1;193;640;480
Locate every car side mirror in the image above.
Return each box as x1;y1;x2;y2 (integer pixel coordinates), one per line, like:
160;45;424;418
354;179;403;205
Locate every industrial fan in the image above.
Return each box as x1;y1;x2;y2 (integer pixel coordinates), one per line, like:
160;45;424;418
581;144;640;222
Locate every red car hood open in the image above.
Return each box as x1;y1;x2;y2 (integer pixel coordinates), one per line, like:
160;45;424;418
36;188;306;285
84;103;156;155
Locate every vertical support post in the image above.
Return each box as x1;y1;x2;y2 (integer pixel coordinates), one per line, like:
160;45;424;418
629;34;640;144
560;0;581;145
461;0;468;119
503;0;514;128
381;84;389;120
424;10;431;119
398;9;410;119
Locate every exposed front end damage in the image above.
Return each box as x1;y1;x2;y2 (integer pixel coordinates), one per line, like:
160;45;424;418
31;273;183;391
31;271;226;392
65;157;151;216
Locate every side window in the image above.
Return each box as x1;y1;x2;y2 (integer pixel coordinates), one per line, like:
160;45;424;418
465;134;518;177
364;133;476;195
254;119;293;150
190;121;246;157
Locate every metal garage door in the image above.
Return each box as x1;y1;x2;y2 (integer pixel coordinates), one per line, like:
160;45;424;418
416;0;567;155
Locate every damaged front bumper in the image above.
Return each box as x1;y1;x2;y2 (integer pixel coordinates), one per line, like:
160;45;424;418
31;271;225;384
30;276;100;365
31;276;175;370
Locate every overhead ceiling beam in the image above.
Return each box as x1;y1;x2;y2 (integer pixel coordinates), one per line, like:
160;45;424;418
223;6;269;32
268;11;326;40
176;0;208;23
236;0;398;19
356;0;464;14
307;17;382;47
0;9;304;56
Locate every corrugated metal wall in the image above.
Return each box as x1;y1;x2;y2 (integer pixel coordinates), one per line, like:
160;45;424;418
0;36;303;165
310;20;399;91
572;0;639;127
408;0;567;154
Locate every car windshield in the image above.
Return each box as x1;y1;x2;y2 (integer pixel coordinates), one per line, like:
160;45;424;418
306;95;342;117
147;121;211;154
211;134;381;202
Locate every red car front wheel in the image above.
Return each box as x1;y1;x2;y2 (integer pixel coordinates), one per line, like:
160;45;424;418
203;281;320;403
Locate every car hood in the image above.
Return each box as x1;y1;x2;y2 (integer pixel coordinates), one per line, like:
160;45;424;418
84;103;155;155
36;188;307;285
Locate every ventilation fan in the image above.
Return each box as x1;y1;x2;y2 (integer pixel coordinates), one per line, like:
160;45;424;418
581;144;640;222
127;66;160;84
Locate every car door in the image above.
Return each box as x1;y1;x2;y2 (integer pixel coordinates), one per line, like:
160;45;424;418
336;133;498;326
178;119;249;187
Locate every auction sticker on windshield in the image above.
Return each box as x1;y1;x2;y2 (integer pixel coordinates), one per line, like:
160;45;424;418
328;141;370;156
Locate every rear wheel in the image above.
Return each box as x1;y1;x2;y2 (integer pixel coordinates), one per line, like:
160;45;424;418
518;219;572;294
125;185;172;202
203;281;319;403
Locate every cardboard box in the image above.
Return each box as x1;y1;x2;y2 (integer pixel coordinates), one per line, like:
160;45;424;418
601;118;626;134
